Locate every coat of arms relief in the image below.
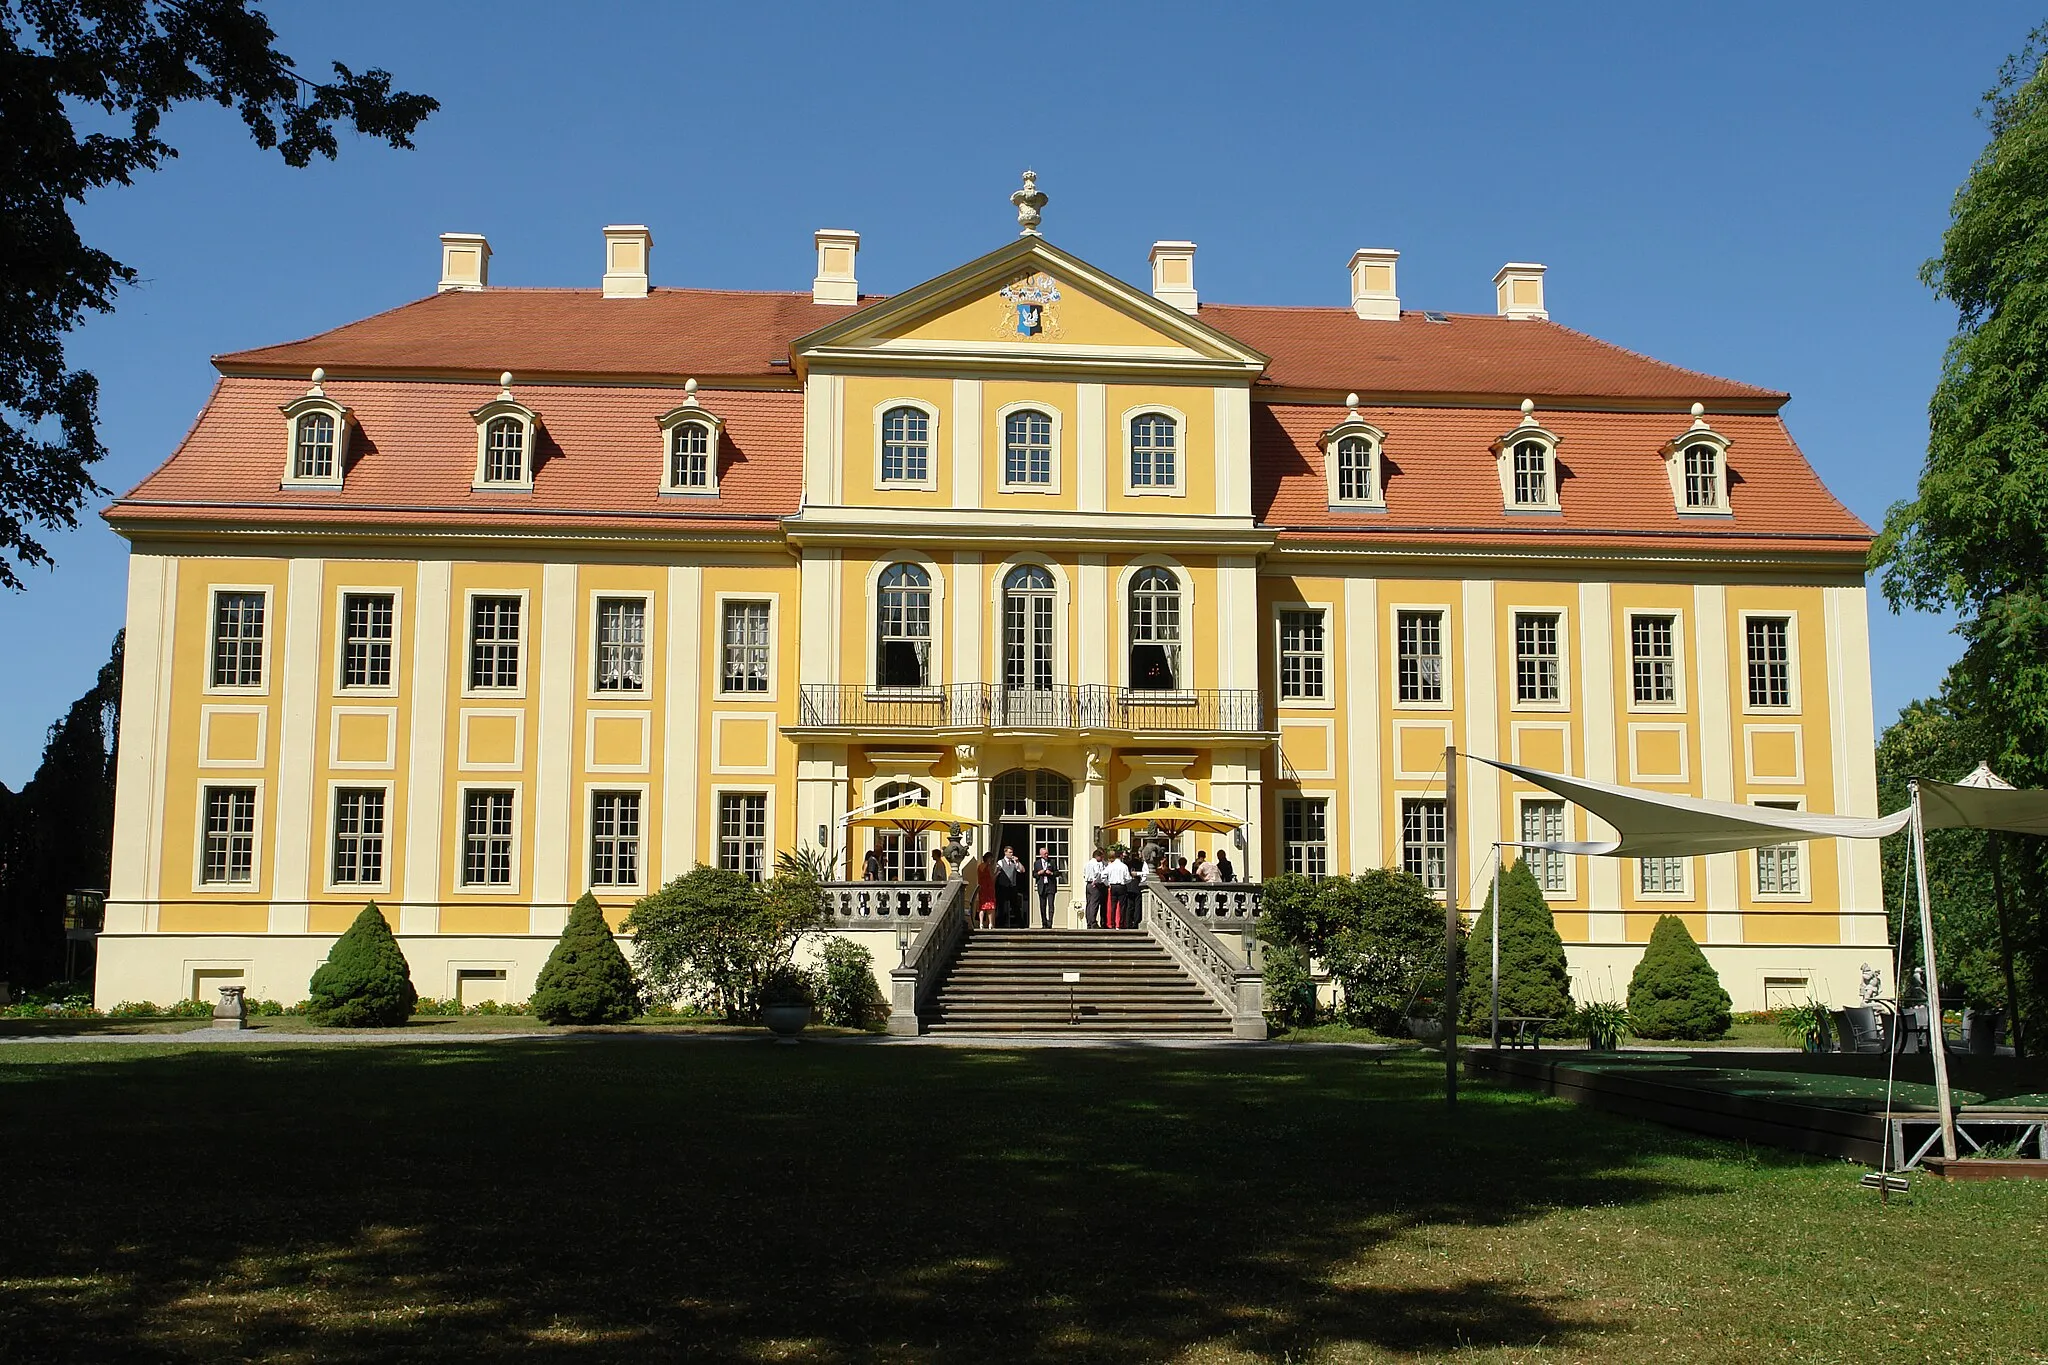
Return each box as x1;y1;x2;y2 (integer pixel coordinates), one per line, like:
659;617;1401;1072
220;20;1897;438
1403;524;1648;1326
995;271;1063;339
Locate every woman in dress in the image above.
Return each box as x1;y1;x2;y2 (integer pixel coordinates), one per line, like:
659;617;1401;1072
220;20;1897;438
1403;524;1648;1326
975;857;998;929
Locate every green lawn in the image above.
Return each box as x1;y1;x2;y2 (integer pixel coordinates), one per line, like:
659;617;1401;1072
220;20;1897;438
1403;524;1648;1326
2;1040;2043;1364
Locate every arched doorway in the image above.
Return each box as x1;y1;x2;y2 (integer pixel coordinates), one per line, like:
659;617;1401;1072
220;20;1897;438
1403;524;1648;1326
991;769;1074;902
867;781;931;881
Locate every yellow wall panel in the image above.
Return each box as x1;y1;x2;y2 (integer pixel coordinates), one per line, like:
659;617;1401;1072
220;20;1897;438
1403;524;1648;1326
158;904;270;934
1633;728;1685;779
333;711;392;766
462;713;521;766
440;905;533;935
1515;726;1567;773
1749;912;1840;945
590;714;648;769
202;710;263;765
715;715;773;771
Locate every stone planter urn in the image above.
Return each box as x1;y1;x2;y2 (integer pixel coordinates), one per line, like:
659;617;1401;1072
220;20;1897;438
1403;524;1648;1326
761;1001;812;1043
213;984;248;1030
1404;1014;1444;1044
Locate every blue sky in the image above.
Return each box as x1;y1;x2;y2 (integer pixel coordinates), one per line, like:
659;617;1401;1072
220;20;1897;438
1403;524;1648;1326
0;0;2031;785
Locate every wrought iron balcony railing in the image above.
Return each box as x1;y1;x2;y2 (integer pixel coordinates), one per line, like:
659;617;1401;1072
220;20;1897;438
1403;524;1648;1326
793;683;1266;735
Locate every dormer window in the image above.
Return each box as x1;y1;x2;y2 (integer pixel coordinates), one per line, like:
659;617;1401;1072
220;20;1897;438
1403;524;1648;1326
471;373;538;492
1493;399;1560;512
658;379;724;495
1320;395;1387;510
278;369;349;489
1662;404;1731;515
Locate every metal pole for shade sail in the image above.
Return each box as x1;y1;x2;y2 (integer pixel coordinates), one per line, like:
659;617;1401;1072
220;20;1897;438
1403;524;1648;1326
1444;746;1460;1106
1909;779;1959;1160
1989;831;2025;1058
1491;843;1502;1049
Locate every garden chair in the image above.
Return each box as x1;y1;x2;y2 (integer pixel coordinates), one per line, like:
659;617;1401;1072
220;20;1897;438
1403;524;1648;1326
1835;1006;1887;1054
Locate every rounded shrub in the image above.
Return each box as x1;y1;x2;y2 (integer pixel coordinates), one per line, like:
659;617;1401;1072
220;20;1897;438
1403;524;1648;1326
1462;859;1572;1027
307;902;417;1027
1262;941;1316;1029
531;893;639;1025
1626;914;1732;1040
816;937;886;1029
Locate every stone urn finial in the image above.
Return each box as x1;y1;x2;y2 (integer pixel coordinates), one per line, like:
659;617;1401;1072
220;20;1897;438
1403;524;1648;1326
1012;169;1048;236
213;984;248;1030
943;823;969;874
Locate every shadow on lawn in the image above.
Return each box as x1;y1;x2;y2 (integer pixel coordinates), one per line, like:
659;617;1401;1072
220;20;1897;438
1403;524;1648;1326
0;1041;1745;1363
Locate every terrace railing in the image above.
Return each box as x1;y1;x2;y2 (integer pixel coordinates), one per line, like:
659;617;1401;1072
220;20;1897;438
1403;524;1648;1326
795;683;1265;735
887;867;972;1036
821;880;947;926
1166;882;1264;932
1142;882;1267;1039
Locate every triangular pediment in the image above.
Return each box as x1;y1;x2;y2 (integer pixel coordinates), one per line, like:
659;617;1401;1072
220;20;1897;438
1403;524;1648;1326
793;237;1267;372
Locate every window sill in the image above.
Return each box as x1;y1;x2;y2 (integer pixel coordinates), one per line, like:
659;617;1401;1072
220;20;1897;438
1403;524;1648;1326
658;487;720;499
469;483;535;494
280;477;345;491
1325;501;1388;514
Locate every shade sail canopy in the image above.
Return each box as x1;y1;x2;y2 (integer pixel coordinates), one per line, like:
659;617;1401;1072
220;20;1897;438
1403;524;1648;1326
1475;756;1912;857
1915;763;2048;836
845;804;981;837
1101;810;1244;839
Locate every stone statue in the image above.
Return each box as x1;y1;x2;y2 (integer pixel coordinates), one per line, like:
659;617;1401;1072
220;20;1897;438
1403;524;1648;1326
1012;169;1048;236
1859;962;1882;1004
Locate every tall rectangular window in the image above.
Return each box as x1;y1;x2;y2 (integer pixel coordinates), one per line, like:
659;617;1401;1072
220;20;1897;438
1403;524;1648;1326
669;422;712;489
880;406;929;483
1278;610;1326;701
340;593;394;689
1520;800;1567;893
1513;613;1561;703
1281;797;1329;878
332;788;386;886
211;592;266;688
594;598;646;692
201;786;257;884
1396;610;1444;704
462;790;515;886
1754;800;1802;894
1129;413;1177;488
1401;797;1447;891
469;596;521;690
1746;617;1792;707
719;793;768;881
590;791;642;887
1511;440;1549;505
1006;410;1054;486
722;601;772;694
1639;857;1686;895
1630;615;1677;705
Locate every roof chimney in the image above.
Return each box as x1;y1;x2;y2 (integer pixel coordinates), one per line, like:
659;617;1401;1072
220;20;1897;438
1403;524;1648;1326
1149;241;1198;314
1348;248;1399;321
1493;262;1548;320
813;229;860;305
438;233;490;292
602;225;652;299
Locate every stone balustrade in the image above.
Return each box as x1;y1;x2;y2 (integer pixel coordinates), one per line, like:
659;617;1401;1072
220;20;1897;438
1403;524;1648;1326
821;880;945;926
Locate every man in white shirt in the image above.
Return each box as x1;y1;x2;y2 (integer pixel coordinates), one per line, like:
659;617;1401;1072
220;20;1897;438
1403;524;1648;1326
1082;848;1111;929
1101;852;1131;930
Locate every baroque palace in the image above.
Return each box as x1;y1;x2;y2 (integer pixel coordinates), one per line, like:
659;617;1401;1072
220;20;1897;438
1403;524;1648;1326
96;175;1883;1016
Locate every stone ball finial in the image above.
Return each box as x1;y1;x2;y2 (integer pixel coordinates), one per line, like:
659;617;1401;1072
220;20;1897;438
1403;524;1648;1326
499;371;514;391
684;377;698;396
1691;401;1705;418
311;367;325;386
1345;392;1360;410
1520;398;1535;417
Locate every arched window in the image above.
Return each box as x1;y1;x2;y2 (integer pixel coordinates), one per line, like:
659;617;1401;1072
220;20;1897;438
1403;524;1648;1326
1335;435;1376;503
1002;564;1056;695
670;421;712;489
1129;413;1178;489
867;781;931;881
1683;443;1721;509
881;406;930;483
294;412;336;480
483;416;527;485
876;562;932;688
991;769;1074;885
1512;439;1552;507
1128;566;1181;691
1004;409;1053;486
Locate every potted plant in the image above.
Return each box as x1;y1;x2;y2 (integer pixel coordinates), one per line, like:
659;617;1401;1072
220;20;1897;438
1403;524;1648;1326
1772;998;1829;1053
1404;993;1445;1043
759;965;816;1043
1576;1000;1631;1052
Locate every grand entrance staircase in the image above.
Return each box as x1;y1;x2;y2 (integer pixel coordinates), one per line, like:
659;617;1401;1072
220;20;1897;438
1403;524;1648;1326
923;929;1235;1036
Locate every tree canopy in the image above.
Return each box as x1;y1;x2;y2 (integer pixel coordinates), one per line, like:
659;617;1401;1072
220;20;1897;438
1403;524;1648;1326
0;1;435;588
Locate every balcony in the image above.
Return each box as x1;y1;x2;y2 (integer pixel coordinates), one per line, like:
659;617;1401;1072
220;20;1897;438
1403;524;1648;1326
791;683;1267;738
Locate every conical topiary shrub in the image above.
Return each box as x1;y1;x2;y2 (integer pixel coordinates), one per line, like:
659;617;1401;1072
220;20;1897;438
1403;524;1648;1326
1463;858;1573;1026
1627;914;1732;1040
307;902;417;1027
532;892;638;1025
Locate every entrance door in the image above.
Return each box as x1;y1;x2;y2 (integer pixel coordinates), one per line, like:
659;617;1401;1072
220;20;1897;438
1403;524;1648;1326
991;768;1076;924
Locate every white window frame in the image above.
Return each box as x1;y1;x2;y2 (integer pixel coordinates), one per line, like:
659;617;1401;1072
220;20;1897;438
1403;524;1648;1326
1509;609;1569;712
1738;609;1801;715
712;786;774;882
1623;608;1688;713
657;407;724;496
1120;403;1184;498
1750;797;1810;903
324;780;396;894
454;782;524;896
1493;419;1562;513
585;784;651;893
715;593;780;701
461;588;531;700
1320;411;1388;511
204;584;274;696
873;399;941;492
866;555;945;694
1280;793;1332;879
192;779;265;893
1399;795;1449;894
991;557;1069;695
333;585;403;697
279;393;350;489
1117;556;1194;695
588;592;654;699
998;400;1064;496
1635;855;1693;900
1514;794;1575;900
470;393;539;492
1663;415;1732;516
1274;604;1333;709
1389;603;1453;710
